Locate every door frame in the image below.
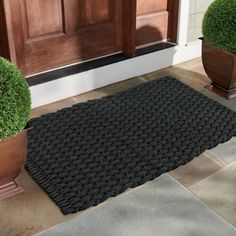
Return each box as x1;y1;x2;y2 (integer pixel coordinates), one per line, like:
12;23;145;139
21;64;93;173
123;0;179;57
0;1;10;59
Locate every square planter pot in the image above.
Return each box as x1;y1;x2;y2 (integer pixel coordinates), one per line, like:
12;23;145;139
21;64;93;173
0;129;28;200
201;39;236;99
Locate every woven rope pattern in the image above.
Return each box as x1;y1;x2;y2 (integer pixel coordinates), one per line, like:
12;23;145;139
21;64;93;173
26;77;236;214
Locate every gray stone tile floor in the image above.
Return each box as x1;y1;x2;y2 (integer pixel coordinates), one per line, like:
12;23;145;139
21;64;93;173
205;138;236;166
39;175;236;236
190;162;236;227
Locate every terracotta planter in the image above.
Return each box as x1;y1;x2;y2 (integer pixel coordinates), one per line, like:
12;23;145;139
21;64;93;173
0;129;28;200
201;39;236;99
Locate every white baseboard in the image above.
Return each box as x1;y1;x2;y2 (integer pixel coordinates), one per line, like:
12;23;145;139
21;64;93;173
30;41;201;108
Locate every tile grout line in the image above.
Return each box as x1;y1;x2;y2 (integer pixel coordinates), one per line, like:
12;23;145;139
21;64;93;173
203;151;226;167
167;154;224;189
167;174;236;231
188;160;236;190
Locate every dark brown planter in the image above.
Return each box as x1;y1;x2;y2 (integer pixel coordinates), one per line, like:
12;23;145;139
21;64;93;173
201;39;236;99
0;129;28;200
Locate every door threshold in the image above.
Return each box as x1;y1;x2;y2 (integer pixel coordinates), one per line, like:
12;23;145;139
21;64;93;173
30;41;202;108
27;42;175;87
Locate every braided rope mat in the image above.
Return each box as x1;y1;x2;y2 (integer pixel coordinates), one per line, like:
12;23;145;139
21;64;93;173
26;77;236;214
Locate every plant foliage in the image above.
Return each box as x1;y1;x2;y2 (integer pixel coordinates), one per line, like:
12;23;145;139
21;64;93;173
0;57;31;141
202;0;236;54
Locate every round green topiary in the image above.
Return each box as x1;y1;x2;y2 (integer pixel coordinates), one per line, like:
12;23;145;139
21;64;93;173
0;57;31;141
202;0;236;54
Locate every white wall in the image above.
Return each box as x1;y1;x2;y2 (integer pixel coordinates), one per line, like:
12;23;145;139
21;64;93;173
188;0;214;42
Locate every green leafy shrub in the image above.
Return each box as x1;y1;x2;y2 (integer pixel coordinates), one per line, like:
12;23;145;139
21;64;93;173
202;0;236;54
0;57;31;141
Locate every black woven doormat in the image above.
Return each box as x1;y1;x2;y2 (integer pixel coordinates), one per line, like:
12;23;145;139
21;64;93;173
26;77;236;214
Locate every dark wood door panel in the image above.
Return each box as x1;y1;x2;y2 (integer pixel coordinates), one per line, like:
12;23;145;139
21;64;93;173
4;0;123;75
24;24;119;74
23;0;64;39
0;1;9;58
64;0;112;32
136;12;169;46
137;0;168;15
136;0;178;47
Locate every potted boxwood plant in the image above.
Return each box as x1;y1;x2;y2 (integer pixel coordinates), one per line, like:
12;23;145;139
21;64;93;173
0;57;31;200
201;0;236;99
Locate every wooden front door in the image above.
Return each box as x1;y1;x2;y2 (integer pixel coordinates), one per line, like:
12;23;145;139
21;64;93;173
1;0;179;76
3;0;123;75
